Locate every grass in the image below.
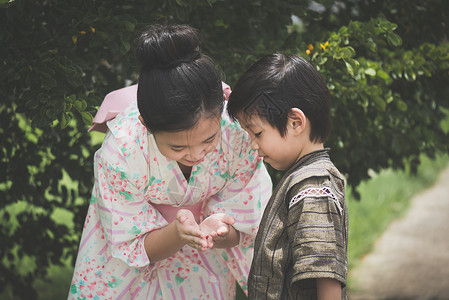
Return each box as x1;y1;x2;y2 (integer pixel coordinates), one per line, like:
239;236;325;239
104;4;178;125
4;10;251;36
2;153;447;299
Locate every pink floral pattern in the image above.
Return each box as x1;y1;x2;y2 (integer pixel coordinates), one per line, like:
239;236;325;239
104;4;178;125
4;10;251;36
69;102;272;299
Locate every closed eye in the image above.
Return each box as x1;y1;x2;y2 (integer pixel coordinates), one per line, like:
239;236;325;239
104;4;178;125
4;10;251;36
170;147;185;152
254;132;262;138
204;136;216;144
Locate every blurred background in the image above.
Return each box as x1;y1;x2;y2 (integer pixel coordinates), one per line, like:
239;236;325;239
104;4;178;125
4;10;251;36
1;0;448;298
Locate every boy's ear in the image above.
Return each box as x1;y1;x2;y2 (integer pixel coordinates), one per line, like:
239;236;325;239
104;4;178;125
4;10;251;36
287;108;307;135
138;115;152;134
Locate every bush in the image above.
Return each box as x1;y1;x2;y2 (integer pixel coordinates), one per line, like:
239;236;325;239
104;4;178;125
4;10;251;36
1;0;448;297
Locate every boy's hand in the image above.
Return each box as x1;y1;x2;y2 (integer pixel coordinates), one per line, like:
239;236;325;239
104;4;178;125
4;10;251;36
199;214;235;249
175;209;208;252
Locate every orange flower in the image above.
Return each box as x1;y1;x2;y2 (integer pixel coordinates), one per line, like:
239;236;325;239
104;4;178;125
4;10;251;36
307;44;314;51
320;41;329;50
306;49;311;55
90;26;96;33
72;35;77;44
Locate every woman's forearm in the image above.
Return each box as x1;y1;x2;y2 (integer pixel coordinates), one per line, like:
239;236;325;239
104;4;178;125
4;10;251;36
143;222;185;263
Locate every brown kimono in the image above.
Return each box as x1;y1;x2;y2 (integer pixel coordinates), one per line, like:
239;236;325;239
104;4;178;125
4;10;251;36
248;149;348;299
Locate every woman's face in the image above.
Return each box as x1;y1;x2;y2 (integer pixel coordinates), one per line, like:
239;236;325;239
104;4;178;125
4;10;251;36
151;114;221;167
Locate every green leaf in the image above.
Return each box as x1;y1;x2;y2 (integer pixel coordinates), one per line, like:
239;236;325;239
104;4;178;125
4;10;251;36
386;91;394;104
340;46;355;59
420;43;436;53
373;96;386;111
386;32;402;47
378;20;397;32
344;59;359;77
338;26;348;36
318;56;328;65
61;113;72;129
63;102;72;112
73;100;87;112
348;20;361;32
66;95;76;103
376;69;390;81
365;38;377;53
396;100;408;111
364;68;376;76
345;60;354;76
80;111;93;125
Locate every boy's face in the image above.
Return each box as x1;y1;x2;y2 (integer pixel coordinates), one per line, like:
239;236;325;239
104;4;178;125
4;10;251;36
238;115;301;171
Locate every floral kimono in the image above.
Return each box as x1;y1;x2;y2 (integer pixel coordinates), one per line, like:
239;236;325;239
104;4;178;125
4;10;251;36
69;86;272;300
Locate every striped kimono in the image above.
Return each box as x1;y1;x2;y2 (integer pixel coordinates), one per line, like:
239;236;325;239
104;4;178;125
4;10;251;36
68;101;272;300
248;149;348;299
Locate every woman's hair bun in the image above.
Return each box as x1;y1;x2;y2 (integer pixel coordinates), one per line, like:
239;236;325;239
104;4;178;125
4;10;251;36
136;24;202;69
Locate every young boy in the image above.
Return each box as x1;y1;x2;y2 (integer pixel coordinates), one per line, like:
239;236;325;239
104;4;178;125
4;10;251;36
227;53;348;299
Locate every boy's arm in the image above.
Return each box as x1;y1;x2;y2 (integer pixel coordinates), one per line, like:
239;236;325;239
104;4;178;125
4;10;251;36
317;278;342;300
286;177;347;298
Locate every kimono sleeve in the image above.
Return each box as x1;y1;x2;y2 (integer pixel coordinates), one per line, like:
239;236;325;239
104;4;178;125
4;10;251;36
205;126;272;295
205;127;272;246
92;131;168;267
287;178;347;286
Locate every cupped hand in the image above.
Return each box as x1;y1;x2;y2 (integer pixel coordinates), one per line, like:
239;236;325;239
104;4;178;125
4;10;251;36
199;213;235;248
176;209;208;252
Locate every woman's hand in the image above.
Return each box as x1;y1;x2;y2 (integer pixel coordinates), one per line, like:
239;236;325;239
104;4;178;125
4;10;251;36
175;209;208;252
199;214;235;249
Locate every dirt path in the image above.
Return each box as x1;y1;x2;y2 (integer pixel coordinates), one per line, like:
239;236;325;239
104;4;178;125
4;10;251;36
348;165;449;300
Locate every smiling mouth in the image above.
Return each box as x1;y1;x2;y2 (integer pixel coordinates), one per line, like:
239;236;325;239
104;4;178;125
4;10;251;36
185;158;203;164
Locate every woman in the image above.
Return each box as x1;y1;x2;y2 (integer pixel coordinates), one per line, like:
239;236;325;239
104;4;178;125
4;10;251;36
68;24;272;299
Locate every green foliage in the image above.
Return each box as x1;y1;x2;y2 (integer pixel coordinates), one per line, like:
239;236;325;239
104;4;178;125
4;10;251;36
301;17;449;195
1;0;449;298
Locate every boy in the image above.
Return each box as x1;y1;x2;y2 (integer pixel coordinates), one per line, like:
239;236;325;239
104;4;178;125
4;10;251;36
227;53;348;299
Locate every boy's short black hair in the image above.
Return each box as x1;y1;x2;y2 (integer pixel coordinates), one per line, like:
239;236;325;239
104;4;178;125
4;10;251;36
228;53;330;143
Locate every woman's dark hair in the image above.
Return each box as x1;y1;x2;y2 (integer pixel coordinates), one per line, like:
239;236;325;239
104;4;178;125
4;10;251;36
227;53;330;143
136;24;223;133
